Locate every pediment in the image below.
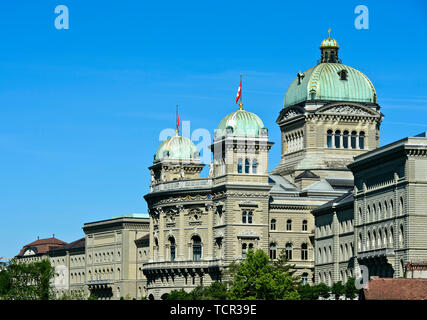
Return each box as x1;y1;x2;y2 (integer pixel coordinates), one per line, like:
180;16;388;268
278;106;305;122
316;103;379;117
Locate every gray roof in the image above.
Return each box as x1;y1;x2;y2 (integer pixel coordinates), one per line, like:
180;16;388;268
268;175;298;193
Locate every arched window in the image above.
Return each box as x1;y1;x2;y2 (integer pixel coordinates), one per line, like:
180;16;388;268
373;230;377;249
245;158;250;174
286;243;293;260
359;131;365;149
378;203;382;220
237;158;243;173
302;220;308;231
399;197;404;215
242;243;247;258
301;243;308;260
390;199;394;217
367;205;371;222
248;210;253;224
252;159;258;174
378;230;382;248
399;225;404;247
367;232;371;250
318;248;322;264
358;208;363;223
335;130;341;148
242;210;247;223
192;236;202;261
301;273;308;285
327;130;333;148
384;201;388;218
373;204;377;221
390;227;394;246
286;219;292;231
351;131;357;149
343;131;349;149
270;219;276;230
269;243;277;260
358;233;362;251
169;237;176;261
384;229;388;247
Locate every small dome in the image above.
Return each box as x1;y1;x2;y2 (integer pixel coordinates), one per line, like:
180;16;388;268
217;108;266;137
154;134;199;162
320;37;339;49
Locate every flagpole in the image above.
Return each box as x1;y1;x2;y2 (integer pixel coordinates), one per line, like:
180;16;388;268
239;73;243;110
176;104;179;135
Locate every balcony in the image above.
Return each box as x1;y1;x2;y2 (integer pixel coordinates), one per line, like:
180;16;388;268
151;178;212;193
357;247;395;260
142;259;225;274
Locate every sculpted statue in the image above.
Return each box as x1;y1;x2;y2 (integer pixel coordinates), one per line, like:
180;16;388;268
208;162;213;177
180;167;185;180
161;168;166;182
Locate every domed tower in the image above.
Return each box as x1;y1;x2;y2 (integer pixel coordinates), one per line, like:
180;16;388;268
210;102;274;264
273;30;383;181
149;130;204;186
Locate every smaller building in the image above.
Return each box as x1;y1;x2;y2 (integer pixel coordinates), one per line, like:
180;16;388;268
313;191;355;285
361;277;427;300
83;213;150;300
15;237;68;263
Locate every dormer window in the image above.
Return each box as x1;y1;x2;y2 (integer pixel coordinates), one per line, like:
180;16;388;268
338;69;348;80
297;72;305;85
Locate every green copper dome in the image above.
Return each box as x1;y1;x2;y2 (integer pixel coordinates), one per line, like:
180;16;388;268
283;63;376;108
216;108;266;137
154;134;199;162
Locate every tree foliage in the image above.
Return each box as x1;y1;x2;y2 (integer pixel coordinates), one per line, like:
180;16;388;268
227;249;300;300
0;259;55;300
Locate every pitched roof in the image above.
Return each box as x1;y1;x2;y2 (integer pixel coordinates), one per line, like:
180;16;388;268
362;277;427;300
49;238;85;253
295;170;320;180
313;191;354;213
16;237;68;257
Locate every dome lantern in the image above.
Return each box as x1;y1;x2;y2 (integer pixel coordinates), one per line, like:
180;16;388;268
320;28;340;63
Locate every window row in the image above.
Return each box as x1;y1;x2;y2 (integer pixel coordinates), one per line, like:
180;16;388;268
88;267;121;281
237;158;258;174
317;242;354;264
269;243;309;261
270;219;308;232
359;224;404;251
358;197;404;223
155;235;202;262
70;272;85;284
326;130;365;149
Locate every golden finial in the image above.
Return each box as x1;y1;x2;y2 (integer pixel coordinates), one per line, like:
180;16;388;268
239;102;243;110
328;28;331;39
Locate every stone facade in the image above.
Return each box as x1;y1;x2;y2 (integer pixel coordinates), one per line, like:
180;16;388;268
314;133;427;284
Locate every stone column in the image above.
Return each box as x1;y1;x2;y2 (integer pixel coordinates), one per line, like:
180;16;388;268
206;203;214;260
177;205;184;260
158;208;165;262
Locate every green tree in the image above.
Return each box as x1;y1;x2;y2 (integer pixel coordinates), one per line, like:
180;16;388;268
316;282;331;299
298;284;320;300
344;277;359;300
227;249;300;300
166;289;192;300
331;281;344;300
1;259;55;300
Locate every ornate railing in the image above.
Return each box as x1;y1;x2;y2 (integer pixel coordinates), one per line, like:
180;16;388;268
151;178;212;193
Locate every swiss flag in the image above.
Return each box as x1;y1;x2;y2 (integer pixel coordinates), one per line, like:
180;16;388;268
236;81;241;104
176;104;180;132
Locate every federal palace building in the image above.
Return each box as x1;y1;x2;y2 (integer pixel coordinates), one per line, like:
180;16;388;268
15;33;427;299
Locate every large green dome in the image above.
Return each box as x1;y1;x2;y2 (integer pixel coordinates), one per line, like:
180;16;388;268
283;63;376;108
216;108;266;137
154;134;199;162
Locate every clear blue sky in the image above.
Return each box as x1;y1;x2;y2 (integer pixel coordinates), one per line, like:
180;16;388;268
1;0;426;258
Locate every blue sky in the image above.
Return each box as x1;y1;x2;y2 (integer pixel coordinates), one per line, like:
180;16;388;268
1;0;426;258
